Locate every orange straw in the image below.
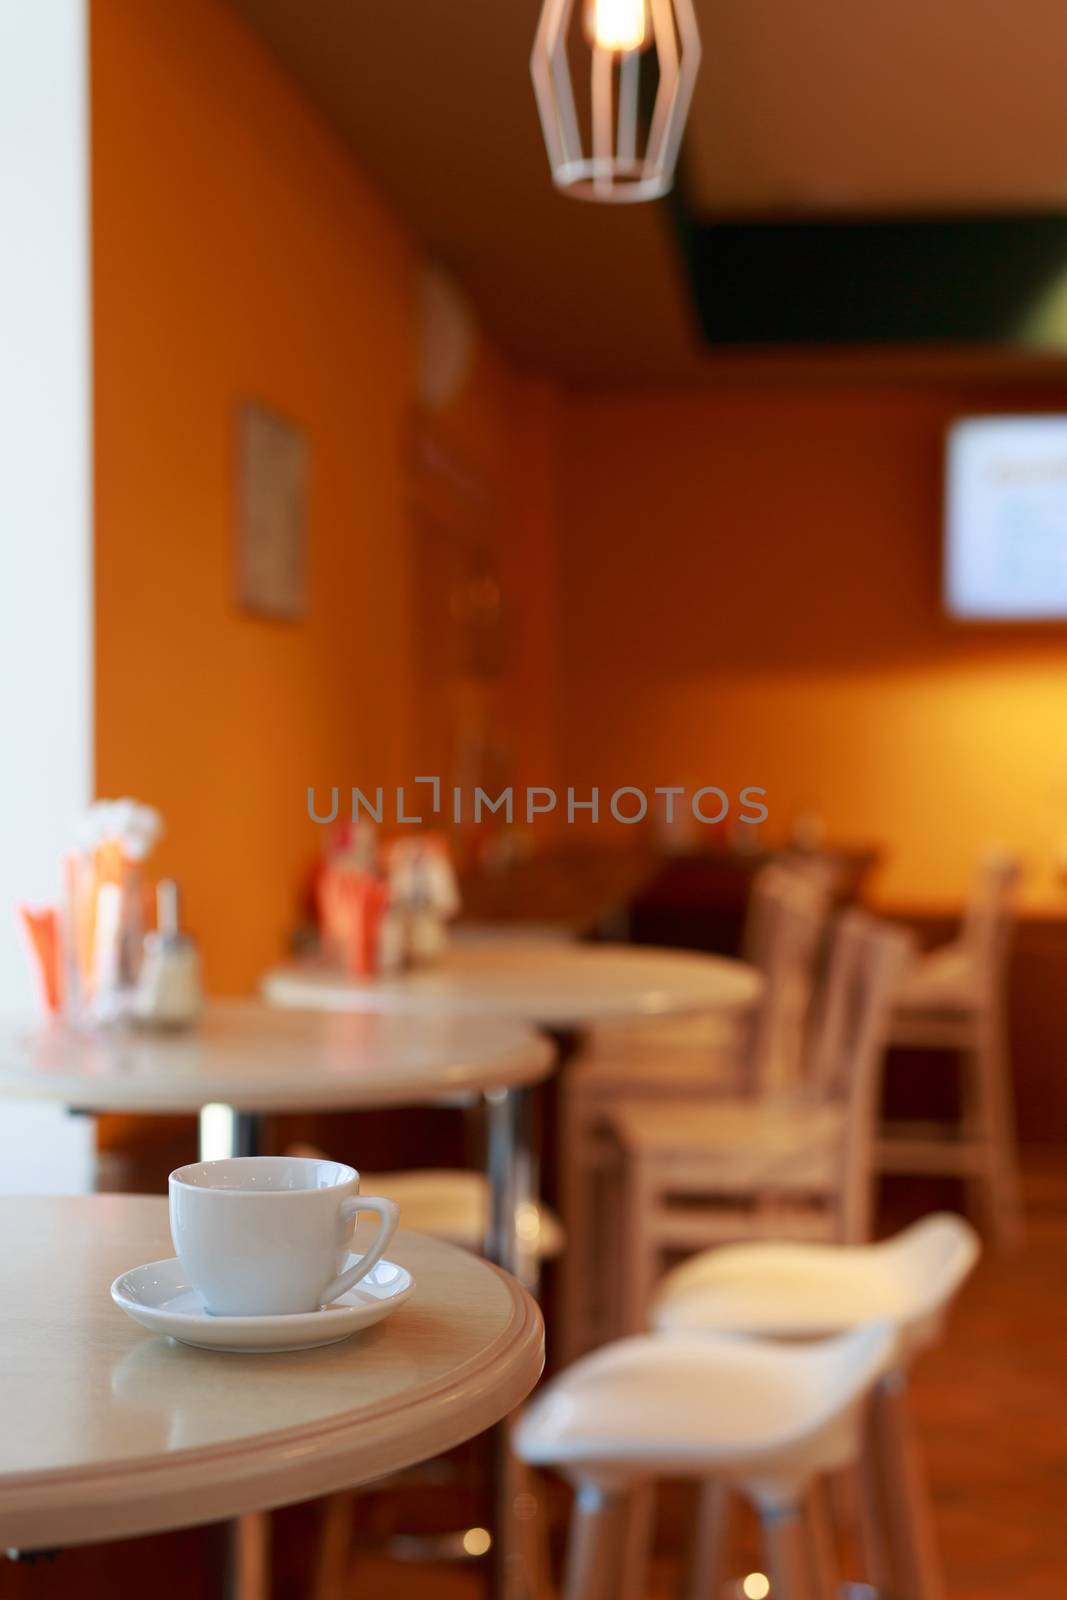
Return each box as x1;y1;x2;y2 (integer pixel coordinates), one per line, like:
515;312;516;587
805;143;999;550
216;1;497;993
18;906;62;1015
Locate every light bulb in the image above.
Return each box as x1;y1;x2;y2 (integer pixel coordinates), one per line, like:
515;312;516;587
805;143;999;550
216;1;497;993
584;0;647;53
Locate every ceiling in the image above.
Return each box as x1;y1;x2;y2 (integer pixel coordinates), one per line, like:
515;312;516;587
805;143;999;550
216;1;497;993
229;0;1067;382
683;0;1067;216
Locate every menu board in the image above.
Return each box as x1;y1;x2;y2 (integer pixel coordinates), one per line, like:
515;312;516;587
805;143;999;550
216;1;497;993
946;416;1067;620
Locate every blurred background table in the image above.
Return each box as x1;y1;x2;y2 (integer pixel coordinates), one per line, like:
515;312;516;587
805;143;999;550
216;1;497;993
619;844;881;951
457;845;661;941
0;1003;553;1276
262;941;761;1302
455;842;880;947
0;1001;551;1157
263;938;761;1028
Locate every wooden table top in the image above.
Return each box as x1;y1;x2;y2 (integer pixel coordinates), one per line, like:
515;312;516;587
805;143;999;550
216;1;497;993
262;940;762;1028
0;1197;544;1549
0;1001;553;1114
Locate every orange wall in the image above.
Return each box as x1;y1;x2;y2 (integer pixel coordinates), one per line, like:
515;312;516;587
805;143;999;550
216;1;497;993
95;0;1062;950
91;0;556;991
415;343;560;800
558;378;1067;909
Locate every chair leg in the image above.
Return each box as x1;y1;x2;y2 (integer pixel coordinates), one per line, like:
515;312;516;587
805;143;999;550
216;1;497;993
865;1371;944;1600
969;1014;1023;1250
618;1153;659;1336
311;1492;355;1600
560;1089;595;1363
516;1463;556;1600
760;1501;816;1600
683;1480;732;1600
563;1482;632;1600
804;1481;839;1600
619;1482;656;1600
857;1448;893;1595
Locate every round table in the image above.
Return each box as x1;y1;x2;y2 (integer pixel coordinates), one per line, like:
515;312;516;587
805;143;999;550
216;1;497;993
0;1196;543;1554
261;943;761;1276
262;940;761;1027
0;999;550;1124
0;1001;554;1271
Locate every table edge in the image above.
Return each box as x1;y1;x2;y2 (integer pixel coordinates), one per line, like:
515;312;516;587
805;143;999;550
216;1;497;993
263;957;763;1028
0;1027;556;1113
0;1256;544;1550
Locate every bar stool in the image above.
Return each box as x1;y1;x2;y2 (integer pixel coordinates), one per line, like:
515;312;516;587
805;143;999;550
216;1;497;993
877;852;1022;1248
653;1212;980;1600
561;864;831;1357
515;1321;895;1600
605;913;913;1335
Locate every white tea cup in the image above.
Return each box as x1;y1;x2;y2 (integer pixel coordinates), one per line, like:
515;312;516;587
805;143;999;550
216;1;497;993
169;1156;400;1316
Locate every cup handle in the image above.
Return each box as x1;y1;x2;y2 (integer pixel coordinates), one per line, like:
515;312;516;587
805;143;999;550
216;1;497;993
321;1196;400;1304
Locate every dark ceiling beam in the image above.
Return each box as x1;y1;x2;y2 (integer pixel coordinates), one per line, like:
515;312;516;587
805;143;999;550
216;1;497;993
672;211;1067;348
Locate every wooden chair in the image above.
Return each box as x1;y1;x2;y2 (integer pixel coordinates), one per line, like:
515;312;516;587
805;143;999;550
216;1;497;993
560;864;832;1358
606;912;914;1334
876;852;1023;1248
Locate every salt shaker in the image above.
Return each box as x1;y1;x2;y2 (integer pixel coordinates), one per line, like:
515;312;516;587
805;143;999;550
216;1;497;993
133;880;203;1029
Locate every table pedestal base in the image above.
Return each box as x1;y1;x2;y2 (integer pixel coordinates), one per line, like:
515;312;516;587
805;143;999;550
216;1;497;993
198;1107;264;1162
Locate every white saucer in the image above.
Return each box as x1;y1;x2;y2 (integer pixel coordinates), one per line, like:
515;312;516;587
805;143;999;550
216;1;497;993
111;1254;415;1353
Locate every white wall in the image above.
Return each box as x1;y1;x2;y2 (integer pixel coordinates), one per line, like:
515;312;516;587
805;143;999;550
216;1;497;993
0;1;93;1189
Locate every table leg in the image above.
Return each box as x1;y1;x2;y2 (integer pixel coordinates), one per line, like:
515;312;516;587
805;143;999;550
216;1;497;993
485;1086;538;1288
224;1512;270;1600
484;1086;544;1600
201;1108;267;1600
198;1106;264;1161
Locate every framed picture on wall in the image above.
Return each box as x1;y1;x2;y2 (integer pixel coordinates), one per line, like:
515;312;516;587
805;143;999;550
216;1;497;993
235;400;309;619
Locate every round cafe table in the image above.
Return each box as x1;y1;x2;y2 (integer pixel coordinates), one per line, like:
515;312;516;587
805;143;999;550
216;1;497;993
261;942;762;1275
0;1196;543;1559
263;939;761;1027
0;1002;553;1268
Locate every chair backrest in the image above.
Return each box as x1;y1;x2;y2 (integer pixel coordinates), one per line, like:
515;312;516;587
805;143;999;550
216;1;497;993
805;910;915;1241
961;850;1021;989
775;847;845;904
877;1212;981;1351
742;863;831;1095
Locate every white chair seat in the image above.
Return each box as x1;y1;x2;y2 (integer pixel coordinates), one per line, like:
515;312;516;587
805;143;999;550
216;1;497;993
652;1213;979;1358
516;1322;893;1494
364;1168;565;1259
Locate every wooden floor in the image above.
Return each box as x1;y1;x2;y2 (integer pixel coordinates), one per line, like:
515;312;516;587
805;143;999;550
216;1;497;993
2;1156;1064;1600
903;1159;1067;1600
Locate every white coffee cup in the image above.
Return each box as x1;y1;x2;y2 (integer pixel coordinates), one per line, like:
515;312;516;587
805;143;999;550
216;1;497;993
169;1156;400;1316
